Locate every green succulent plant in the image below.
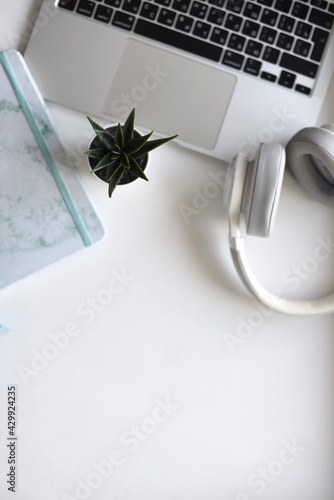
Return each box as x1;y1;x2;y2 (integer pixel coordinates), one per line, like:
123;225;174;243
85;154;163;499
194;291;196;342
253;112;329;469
84;108;177;197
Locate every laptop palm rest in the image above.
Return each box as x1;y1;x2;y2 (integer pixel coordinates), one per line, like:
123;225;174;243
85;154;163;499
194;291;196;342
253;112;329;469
103;40;236;150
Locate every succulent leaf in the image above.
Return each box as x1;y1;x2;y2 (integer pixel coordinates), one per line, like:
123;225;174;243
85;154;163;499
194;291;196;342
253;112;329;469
123;132;153;154
131;135;178;159
83;147;106;160
87;116;107;133
122;108;135;143
114;123;124;148
92;153;114;173
121;152;130;170
106;160;122;182
112;144;121;155
128;155;148;181
95;129;115;150
108;168;125;198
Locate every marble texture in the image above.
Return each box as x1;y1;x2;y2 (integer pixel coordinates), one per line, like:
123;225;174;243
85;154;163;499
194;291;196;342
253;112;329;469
0;50;105;288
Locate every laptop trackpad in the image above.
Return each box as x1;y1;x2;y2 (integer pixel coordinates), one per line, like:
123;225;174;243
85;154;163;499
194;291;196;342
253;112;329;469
103;40;236;150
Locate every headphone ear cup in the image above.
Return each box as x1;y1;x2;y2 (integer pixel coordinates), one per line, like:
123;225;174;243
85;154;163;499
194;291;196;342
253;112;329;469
241;143;285;237
286;125;334;208
321;123;334;134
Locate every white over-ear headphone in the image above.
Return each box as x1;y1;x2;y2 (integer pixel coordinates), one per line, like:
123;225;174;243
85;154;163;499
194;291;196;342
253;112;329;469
226;125;334;316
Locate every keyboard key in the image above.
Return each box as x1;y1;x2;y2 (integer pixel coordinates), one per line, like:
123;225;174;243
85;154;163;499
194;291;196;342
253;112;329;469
193;20;211;37
207;7;225;25
278;70;296;88
172;0;191;12
259;26;277;43
134;18;223;60
140;2;159;19
76;0;95;16
228;33;246;50
158;8;177;24
274;0;292;12
280;52;319;77
245;39;263;56
261;71;277;81
226;0;244;13
244;57;262;75
208;0;225;6
122;0;141;13
190;1;208;18
278;15;295;32
261;8;279;26
295;84;311;95
310;0;327;7
243;2;261;20
222;50;245;69
262;45;280;62
105;0;121;7
276;32;293;49
58;0;77;11
94;4;113;21
291;2;309;19
257;0;274;6
225;13;243;30
112;11;135;29
242;20;260;37
210;26;229;44
295;21;312;38
175;14;193;31
154;0;172;5
294;38;311;56
309;8;334;29
311;27;329;62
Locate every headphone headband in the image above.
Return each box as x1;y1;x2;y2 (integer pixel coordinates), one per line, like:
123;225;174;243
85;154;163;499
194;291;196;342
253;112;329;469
229;235;334;316
227;126;334;316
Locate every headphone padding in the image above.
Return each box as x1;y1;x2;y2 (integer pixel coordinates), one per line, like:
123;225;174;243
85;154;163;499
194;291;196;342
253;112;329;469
242;143;285;237
286;126;334;208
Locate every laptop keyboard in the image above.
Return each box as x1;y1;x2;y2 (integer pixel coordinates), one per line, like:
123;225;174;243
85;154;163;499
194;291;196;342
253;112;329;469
57;0;334;95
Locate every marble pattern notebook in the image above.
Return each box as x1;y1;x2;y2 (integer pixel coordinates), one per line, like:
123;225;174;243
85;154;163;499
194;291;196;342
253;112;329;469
0;49;105;289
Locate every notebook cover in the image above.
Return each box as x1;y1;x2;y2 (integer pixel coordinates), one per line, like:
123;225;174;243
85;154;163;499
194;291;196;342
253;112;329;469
0;49;105;289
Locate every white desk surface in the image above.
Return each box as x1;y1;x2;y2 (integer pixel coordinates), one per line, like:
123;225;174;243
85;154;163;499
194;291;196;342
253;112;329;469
1;2;334;499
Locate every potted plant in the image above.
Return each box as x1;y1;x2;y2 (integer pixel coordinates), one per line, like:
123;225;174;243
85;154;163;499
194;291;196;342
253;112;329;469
84;108;177;198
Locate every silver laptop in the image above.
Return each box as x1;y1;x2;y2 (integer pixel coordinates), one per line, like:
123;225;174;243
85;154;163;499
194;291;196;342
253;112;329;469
24;0;334;160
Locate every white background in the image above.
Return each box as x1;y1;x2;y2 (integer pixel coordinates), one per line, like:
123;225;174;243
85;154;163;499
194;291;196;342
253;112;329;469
1;1;334;499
